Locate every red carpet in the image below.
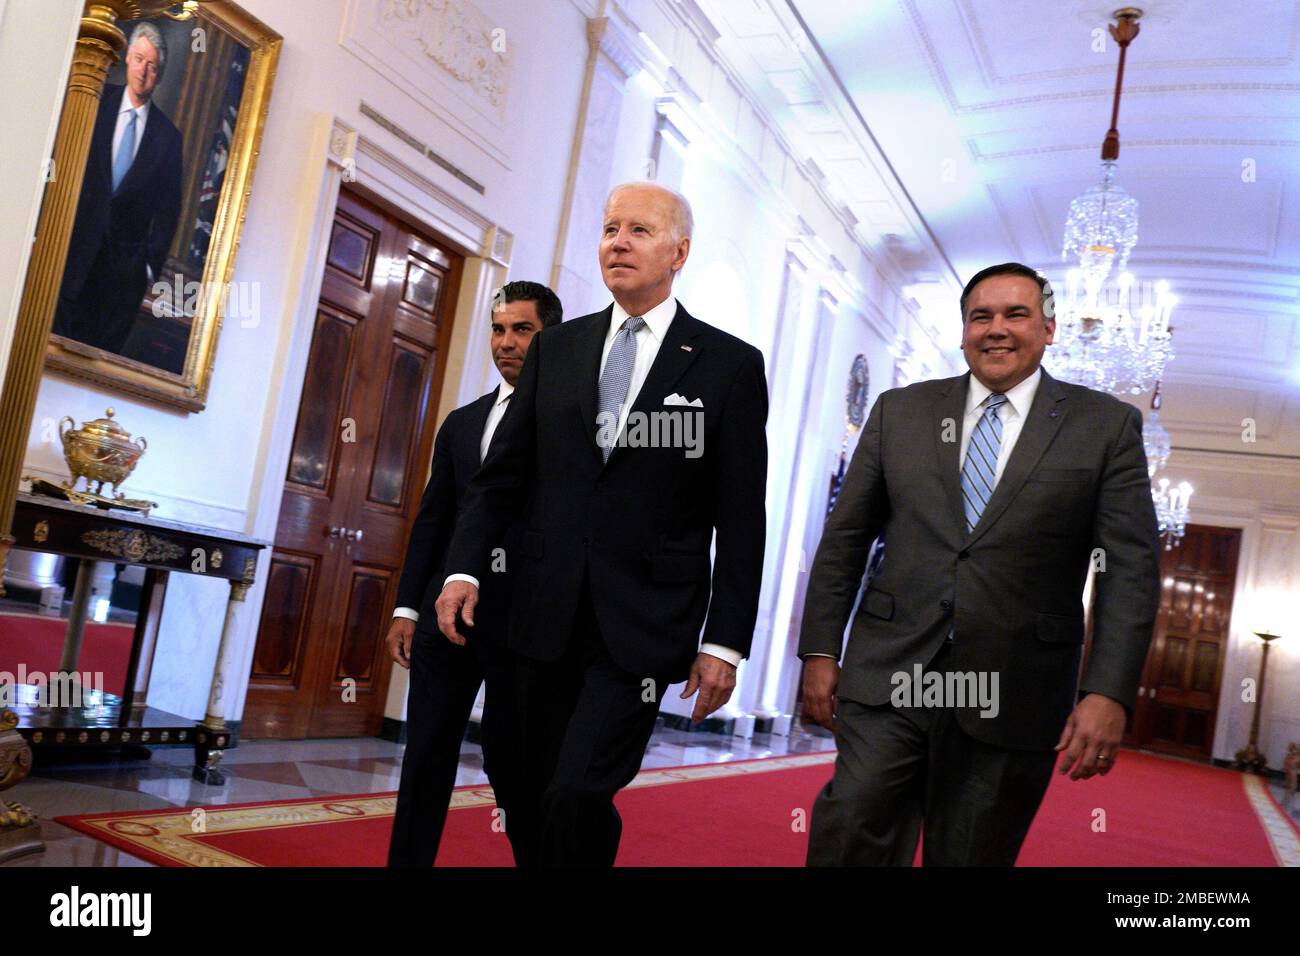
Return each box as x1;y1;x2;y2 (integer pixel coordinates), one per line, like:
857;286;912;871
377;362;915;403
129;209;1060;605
0;611;131;697
55;750;1298;866
1017;749;1290;866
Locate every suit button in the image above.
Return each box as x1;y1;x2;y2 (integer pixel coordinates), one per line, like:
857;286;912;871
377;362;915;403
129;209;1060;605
940;600;952;610
582;536;589;546
958;551;969;560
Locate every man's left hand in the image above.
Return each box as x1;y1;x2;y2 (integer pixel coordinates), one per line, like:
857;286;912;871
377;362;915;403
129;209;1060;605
681;653;737;723
1055;693;1127;780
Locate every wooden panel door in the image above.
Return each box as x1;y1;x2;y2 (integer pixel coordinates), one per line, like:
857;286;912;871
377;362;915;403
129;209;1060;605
242;187;461;738
1127;524;1241;760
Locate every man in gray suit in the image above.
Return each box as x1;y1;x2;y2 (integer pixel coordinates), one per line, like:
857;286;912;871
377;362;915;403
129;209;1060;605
799;262;1160;866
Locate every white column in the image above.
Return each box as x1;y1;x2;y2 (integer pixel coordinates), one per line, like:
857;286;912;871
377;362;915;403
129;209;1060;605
549;15;643;317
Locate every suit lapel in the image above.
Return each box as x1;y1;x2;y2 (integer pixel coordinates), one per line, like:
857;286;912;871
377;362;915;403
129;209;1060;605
575;307;612;463
606;303;703;467
933;373;970;538
965;369;1068;546
464;387;498;469
95;87;120;189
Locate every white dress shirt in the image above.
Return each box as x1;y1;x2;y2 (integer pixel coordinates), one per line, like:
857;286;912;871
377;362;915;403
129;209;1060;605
393;383;514;623
479;381;514;464
803;367;1043;662
960;367;1041;489
112;87;149;181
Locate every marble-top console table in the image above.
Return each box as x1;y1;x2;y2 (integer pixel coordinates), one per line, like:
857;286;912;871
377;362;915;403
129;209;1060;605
5;491;269;784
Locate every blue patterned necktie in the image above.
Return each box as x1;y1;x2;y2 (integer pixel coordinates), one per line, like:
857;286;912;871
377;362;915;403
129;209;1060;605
113;109;138;192
596;315;645;461
960;392;1008;532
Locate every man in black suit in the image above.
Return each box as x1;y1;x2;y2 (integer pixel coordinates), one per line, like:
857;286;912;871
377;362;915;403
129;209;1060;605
386;280;562;867
53;22;183;354
799;262;1160;865
436;182;768;866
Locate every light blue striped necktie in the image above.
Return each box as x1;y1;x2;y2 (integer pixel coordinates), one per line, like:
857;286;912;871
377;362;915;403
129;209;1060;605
596;315;645;461
960;392;1008;532
113;108;138;192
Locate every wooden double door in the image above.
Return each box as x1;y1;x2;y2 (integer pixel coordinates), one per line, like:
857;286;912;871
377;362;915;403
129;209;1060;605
242;188;462;738
1124;524;1242;760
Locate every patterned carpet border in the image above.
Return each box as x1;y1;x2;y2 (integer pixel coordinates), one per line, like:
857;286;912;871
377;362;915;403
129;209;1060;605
55;751;837;867
1242;773;1300;867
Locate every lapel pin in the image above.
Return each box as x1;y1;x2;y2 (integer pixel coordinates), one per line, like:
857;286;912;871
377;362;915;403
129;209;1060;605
681;344;693;352
1049;410;1058;418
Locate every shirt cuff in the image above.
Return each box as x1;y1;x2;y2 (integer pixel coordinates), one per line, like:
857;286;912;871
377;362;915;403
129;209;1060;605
392;607;419;622
698;643;743;667
801;653;838;660
443;573;480;589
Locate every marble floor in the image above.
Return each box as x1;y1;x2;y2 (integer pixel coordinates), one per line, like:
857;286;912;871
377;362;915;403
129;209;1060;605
2;720;839;866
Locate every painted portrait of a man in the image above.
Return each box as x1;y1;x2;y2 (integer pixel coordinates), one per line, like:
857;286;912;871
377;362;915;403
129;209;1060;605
53;21;183;356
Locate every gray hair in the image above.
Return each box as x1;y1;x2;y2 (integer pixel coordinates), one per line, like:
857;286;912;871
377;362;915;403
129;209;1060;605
605;181;694;243
127;22;167;80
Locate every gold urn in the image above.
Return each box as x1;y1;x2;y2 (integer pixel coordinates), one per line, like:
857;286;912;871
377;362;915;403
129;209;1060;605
59;407;148;499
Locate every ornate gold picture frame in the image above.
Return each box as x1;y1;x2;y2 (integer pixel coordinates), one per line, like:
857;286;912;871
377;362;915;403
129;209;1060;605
41;1;281;412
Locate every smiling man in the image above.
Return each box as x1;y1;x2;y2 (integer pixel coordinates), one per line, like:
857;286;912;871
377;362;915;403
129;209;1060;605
798;261;1160;866
435;181;768;866
54;22;182;355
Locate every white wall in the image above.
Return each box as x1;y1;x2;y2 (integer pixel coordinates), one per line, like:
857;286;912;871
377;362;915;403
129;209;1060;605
0;0;82;400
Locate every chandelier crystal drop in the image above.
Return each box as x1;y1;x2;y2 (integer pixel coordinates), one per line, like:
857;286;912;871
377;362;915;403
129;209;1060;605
1142;395;1172;478
1062;160;1139;297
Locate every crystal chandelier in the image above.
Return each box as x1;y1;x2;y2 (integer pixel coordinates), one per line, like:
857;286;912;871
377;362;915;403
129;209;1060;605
1062;160;1138;297
1061;6;1143;293
1142;381;1193;550
1046;8;1177;396
1047;269;1176;395
1152;476;1192;550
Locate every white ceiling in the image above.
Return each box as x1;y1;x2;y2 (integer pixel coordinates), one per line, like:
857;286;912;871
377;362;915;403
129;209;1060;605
707;0;1300;463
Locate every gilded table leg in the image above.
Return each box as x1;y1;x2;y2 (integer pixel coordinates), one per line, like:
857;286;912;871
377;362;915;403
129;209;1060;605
192;579;249;785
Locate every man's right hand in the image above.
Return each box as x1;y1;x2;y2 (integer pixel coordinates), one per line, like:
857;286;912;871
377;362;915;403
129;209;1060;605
435;580;479;645
386;617;415;669
801;657;840;732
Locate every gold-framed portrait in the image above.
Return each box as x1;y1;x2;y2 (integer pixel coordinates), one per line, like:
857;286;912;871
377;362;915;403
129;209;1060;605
42;1;280;412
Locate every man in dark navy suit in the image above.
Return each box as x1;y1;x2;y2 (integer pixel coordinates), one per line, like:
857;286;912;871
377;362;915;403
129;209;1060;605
54;22;183;354
436;183;769;866
386;280;563;867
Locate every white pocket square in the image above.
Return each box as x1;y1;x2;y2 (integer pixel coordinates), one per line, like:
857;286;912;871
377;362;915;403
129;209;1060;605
664;393;704;408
